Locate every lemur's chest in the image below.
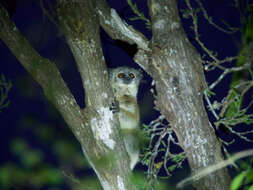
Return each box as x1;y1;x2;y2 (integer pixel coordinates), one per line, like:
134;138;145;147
118;111;139;129
117;95;139;129
120;102;136;113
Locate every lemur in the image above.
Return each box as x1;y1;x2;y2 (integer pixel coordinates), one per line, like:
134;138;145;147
109;66;142;170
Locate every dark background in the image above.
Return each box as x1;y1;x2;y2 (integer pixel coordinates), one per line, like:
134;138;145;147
0;0;252;189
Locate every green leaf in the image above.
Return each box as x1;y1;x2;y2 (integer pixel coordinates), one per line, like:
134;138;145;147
204;89;216;97
225;89;242;118
168;164;177;172
22;150;43;168
11;138;28;154
0;164;27;188
0;74;6;82
130;172;147;190
245;170;253;185
126;0;151;30
129;17;141;21
40;168;63;185
230;171;247;190
73;177;102;190
248;185;253;190
0;165;11;188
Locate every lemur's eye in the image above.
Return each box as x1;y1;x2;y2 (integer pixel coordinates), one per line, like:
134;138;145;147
118;73;125;78
129;73;135;78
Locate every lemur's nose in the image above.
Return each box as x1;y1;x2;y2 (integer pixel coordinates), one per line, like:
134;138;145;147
123;76;132;84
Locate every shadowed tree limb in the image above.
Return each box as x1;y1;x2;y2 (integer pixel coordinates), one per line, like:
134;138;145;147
96;0;150;51
0;2;138;189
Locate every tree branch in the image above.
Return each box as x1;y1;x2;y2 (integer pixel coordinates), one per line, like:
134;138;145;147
140;0;232;189
0;4;83;139
95;0;150;51
56;1;138;189
0;2;138;189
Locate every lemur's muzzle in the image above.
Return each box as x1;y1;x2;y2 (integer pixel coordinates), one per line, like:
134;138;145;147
123;76;132;84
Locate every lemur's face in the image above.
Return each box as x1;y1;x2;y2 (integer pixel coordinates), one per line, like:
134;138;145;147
109;67;143;96
109;66;142;87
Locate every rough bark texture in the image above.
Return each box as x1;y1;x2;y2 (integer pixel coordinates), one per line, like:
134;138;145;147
0;2;137;190
0;0;232;189
95;0;231;187
95;0;149;51
135;0;231;189
56;1;137;189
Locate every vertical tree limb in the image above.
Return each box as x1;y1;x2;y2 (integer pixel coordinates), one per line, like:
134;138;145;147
135;0;231;189
0;2;138;189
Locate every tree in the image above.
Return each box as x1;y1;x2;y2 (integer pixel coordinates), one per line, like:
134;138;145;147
0;0;252;190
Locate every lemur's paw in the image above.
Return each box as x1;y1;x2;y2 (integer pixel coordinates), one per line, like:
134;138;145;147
110;100;119;114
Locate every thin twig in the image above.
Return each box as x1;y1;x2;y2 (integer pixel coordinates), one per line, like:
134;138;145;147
195;0;239;34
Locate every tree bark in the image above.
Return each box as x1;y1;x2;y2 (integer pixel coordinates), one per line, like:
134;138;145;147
135;0;231;189
0;2;137;190
95;0;231;188
0;0;232;189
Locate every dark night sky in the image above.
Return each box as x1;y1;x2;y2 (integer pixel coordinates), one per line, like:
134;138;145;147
0;0;252;188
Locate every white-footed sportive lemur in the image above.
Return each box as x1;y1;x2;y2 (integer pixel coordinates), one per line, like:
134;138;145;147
109;66;142;170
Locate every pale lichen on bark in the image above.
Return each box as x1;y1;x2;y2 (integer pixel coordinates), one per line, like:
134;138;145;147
0;2;139;190
117;176;126;190
102;92;108;98
154;19;166;30
90;107;115;150
100;180;112;190
57;94;75;106
97;9;111;25
171;22;180;30
168;48;178;56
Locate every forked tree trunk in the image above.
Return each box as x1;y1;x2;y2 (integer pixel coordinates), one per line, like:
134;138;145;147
0;0;231;189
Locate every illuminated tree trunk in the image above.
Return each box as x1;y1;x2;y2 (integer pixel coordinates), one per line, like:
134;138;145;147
0;0;231;189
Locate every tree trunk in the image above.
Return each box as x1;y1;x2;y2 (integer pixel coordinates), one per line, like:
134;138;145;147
0;2;138;189
0;0;232;189
135;0;231;189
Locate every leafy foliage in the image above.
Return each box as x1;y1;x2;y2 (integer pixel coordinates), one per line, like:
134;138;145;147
0;114;97;190
126;0;151;29
230;157;253;190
